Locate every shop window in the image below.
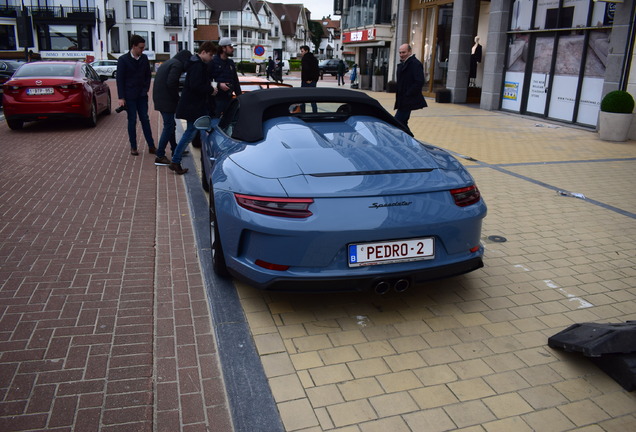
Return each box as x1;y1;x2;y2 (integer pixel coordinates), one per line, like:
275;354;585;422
504;0;613;126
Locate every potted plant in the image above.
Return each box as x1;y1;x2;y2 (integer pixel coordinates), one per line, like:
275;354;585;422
598;90;635;142
371;67;384;92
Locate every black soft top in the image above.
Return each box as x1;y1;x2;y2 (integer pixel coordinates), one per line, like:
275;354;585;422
226;88;412;142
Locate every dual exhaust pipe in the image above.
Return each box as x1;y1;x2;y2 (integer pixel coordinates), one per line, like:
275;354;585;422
373;278;410;295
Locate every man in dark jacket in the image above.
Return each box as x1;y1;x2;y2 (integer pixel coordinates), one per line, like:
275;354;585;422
170;42;217;175
300;45;319;87
209;37;242;117
152;49;191;166
116;34;156;156
300;45;319;112
394;43;427;130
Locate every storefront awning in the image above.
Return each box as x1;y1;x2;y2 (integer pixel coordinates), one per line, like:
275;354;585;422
343;41;388;48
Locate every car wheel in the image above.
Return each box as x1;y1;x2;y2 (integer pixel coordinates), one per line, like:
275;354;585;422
200;150;210;192
6;119;23;130
192;130;202;148
112;70;117;78
209;200;229;277
86;100;98;127
104;92;112;115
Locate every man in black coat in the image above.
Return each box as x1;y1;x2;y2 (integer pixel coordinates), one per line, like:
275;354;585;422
209;37;242;117
300;45;319;112
170;42;217;175
116;34;156;156
152;49;191;166
394;43;427;130
300;45;319;88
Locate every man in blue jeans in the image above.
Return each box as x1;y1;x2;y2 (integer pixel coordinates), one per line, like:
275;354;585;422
152;49;191;166
116;34;156;156
170;42;217;175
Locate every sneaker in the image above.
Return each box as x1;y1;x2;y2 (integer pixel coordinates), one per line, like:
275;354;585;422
148;146;156;154
169;162;189;175
154;156;170;166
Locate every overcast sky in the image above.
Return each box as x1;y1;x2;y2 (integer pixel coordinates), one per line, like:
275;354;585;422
276;0;341;22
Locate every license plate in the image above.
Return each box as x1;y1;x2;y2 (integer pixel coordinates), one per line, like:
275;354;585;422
348;237;434;267
27;88;54;95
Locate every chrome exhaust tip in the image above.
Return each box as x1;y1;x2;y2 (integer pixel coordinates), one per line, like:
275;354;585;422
394;279;410;293
373;280;391;295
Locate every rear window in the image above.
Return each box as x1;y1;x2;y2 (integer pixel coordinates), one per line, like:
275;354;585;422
14;63;75;78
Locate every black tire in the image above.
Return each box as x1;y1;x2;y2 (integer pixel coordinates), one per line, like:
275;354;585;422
209;199;229;277
200;150;210;192
7;119;23;130
112;70;117;78
104;92;112;115
86;100;97;127
192;131;202;148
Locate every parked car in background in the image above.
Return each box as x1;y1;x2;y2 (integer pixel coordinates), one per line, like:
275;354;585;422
90;59;118;78
196;88;487;292
0;60;23;107
2;61;111;130
318;59;348;78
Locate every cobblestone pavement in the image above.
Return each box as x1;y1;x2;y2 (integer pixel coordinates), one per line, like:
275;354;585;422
1;75;635;432
0;80;232;432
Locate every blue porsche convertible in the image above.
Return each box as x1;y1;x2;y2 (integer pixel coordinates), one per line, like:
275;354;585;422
196;88;486;293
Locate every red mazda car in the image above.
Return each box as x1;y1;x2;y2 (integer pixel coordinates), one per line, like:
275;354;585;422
2;61;111;130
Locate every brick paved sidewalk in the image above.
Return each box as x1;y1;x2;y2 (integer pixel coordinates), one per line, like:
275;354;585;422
0;85;232;431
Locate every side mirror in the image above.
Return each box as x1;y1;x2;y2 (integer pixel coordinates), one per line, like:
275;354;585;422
194;115;213;132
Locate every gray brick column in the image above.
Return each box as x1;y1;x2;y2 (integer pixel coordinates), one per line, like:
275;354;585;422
447;0;478;103
481;0;511;111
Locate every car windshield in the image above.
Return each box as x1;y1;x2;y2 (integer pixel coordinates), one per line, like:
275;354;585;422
14;63;75;78
319;60;330;66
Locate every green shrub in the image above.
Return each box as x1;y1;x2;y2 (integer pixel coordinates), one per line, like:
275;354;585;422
237;62;256;74
289;59;301;72
600;90;635;113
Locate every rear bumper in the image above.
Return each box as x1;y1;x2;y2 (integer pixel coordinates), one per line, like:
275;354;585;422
6;112;89;121
3;94;90;120
229;256;484;292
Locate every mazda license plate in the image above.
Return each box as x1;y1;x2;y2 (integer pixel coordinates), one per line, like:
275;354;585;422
27;88;54;95
348;237;434;267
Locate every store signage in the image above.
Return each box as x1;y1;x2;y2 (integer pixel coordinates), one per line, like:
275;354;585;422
343;28;376;43
41;51;95;59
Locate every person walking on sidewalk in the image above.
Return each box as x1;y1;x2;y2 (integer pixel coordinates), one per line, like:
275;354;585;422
300;45;319;88
300;45;319;112
152;49;191;166
266;56;274;80
394;43;427;130
170;42;218;175
337;59;346;86
116;34;156;156
209;37;242;117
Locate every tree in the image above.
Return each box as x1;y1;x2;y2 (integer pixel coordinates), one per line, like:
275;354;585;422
308;21;324;53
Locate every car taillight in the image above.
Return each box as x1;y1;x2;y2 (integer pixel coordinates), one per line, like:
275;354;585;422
235;194;313;218
450;185;481;207
59;83;82;92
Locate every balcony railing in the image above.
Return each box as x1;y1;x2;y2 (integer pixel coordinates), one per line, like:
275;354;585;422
29;6;96;20
0;5;19;18
219;17;262;29
165;16;183;26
